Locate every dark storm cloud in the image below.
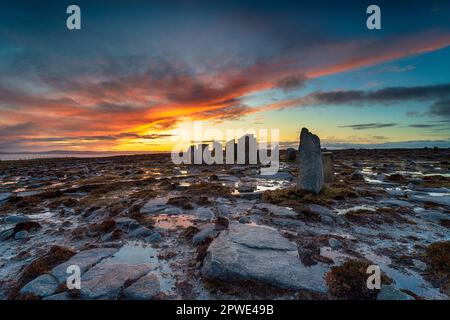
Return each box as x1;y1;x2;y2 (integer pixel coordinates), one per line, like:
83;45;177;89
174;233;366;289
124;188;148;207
338;123;397;130
313;83;450;105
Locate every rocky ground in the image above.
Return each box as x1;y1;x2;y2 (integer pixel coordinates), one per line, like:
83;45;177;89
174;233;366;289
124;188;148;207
0;149;449;300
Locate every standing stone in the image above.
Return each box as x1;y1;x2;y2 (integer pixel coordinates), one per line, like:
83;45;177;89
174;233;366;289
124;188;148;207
297;128;323;194
322;152;334;184
286;148;297;161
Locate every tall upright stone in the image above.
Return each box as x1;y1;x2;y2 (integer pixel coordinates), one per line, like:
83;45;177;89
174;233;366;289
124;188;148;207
297;128;323;194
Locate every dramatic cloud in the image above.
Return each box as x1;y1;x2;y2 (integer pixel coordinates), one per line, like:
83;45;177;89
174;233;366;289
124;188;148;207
1;1;449;151
259;83;450;115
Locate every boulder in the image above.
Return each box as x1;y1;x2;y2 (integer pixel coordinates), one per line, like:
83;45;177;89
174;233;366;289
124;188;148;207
123;273;160;300
202;222;327;292
297;128;323;194
19;274;60;298
80;262;150;299
196;207;215;221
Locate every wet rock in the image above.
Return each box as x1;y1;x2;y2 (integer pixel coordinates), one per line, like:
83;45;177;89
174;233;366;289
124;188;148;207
412;259;427;271
307;204;336;224
0;228;15;241
351;171;364;181
410;194;450;208
19;274;59;298
4;215;31;224
286;148;297;161
115;217;140;231
145;232;162;244
128;226;154;238
217;204;232;216
328;238;341;249
416;210;449;224
0;192;12;203
297;128;323;194
123;273;160;300
162;207;184;215
256;171;293;181
52;248;118;283
192;224;218;246
255;203;297;217
202;222;327;292
216;174;240;182
43;292;73;300
377;285;414;300
140;202;167;215
80;262;150;299
238;214;262;224
380;199;414;208
238;183;256;193
196;207;215;221
14;230;29;240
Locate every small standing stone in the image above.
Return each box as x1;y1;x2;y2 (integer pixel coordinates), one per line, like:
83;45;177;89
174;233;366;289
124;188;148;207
297;128;324;194
322;152;334;184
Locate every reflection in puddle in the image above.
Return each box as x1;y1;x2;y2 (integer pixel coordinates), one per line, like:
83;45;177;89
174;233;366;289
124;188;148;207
104;241;176;294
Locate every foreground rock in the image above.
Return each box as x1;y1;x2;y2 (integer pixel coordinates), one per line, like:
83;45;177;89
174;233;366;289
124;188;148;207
202;222;327;292
123;273;160;300
19;274;60;298
297;128;324;194
52;248;118;283
80;262;150;299
377;285;415;300
0;192;12;203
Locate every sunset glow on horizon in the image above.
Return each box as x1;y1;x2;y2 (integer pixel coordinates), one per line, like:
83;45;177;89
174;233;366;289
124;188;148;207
1;0;449;153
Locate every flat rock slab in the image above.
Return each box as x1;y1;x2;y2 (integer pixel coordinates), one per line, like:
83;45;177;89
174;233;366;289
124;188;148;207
20;274;60;298
254;203;298;217
410;194;450;208
202;222;327;292
123;273;160;300
380;199;414;208
80;262;150;299
0;193;12;203
52;248;118;283
4;215;32;224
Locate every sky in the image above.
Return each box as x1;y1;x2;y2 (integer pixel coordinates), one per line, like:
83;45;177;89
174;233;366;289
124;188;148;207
0;0;449;152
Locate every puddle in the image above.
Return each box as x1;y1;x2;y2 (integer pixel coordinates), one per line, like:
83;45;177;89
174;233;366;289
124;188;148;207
334;205;377;215
154;214;196;230
361;250;447;300
255;179;290;192
104;241;176;294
